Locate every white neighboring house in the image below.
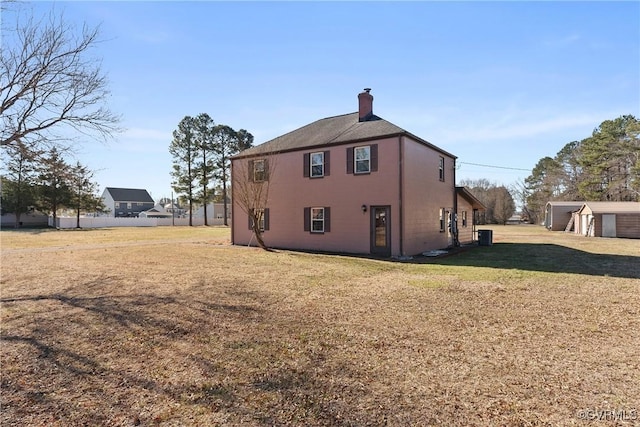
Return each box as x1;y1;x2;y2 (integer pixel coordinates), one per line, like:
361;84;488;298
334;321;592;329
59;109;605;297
101;187;155;217
194;203;232;223
164;202;186;218
139;205;173;219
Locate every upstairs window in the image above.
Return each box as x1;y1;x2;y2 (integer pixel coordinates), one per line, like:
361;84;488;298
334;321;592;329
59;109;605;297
304;151;330;178
355;146;370;173
346;144;378;175
439;156;445;181
311;152;324;177
249;159;268;182
254;159;265;182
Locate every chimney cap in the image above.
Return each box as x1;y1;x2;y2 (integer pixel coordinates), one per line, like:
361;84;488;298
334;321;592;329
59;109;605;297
363;88;371;93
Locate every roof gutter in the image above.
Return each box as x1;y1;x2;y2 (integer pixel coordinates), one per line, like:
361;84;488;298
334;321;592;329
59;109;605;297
453;158;459;247
398;135;404;257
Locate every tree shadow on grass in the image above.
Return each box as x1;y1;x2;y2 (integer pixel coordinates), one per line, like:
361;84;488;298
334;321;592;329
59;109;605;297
0;274;265;425
418;243;640;279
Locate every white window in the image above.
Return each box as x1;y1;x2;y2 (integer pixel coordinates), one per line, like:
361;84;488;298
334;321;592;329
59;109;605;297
255;208;265;231
249;208;269;231
439;208;446;232
354;146;370;174
311;207;324;233
439;157;445;181
127;202;132;209
253;159;266;182
115;202;120;208
310;152;324;177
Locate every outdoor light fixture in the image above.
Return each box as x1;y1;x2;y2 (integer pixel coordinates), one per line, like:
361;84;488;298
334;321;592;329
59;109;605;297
361;204;367;213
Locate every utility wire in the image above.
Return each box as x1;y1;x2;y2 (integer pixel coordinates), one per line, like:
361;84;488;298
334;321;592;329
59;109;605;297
459;161;530;172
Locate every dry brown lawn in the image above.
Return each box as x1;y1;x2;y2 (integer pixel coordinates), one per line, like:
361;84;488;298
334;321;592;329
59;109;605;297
1;225;639;426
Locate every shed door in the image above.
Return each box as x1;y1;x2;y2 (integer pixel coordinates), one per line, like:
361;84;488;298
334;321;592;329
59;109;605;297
602;214;616;237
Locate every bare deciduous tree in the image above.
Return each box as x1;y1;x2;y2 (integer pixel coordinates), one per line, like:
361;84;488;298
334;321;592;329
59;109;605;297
1;5;121;154
232;154;276;250
489;186;516;225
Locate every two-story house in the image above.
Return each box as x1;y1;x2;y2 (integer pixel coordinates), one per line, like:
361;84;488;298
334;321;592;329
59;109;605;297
231;89;482;257
101;187;155;217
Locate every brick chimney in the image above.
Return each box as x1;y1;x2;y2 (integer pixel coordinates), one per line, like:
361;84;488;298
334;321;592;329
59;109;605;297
358;88;373;122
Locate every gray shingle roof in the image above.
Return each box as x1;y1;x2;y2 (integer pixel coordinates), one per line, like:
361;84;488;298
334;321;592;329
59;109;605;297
105;187;154;203
456;186;486;210
234;112;456;159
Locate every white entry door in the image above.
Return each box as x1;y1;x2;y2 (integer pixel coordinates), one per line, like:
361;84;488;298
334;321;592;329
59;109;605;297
602;214;616;237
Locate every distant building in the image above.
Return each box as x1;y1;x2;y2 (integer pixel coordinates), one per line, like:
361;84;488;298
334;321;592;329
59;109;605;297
574;201;640;238
101;187;155;217
164;202;186;218
544;201;585;231
194;203;232;221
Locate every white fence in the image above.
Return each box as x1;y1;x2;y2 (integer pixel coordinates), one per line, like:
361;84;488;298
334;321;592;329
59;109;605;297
50;216;231;229
1;213;49;228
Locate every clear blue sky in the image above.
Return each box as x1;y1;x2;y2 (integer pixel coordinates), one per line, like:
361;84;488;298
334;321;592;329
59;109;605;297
17;1;640;202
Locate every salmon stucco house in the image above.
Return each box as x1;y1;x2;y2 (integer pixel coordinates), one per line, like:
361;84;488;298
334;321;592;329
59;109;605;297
231;89;482;257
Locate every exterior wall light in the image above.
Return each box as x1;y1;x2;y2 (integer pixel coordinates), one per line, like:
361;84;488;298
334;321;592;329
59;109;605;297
361;204;367;213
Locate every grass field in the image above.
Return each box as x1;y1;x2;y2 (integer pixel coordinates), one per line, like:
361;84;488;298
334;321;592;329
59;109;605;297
1;225;639;426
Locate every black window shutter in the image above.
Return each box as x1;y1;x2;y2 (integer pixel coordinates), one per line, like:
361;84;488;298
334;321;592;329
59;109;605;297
324;207;330;232
304;207;310;231
346;147;354;174
371;144;378;172
264;159;269;181
248;208;253;229
303;153;310;177
264;208;270;231
324;151;330;176
248;160;254;182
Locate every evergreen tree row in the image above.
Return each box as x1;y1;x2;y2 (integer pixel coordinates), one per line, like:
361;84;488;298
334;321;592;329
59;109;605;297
1;144;104;228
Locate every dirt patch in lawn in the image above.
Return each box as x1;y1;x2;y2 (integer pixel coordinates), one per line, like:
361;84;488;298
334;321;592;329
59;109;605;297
1;226;639;426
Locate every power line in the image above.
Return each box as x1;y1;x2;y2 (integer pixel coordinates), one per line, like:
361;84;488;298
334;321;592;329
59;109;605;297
459;161;530;172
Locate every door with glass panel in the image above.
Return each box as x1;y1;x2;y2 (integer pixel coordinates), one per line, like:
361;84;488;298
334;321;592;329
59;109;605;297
370;206;391;256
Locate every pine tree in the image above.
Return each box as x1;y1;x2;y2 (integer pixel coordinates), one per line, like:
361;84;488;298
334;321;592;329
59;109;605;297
36;147;72;225
170;116;198;226
68;161;105;228
1;142;39;227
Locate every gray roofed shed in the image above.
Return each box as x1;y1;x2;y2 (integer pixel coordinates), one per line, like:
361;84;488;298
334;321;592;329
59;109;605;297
544;201;585;231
